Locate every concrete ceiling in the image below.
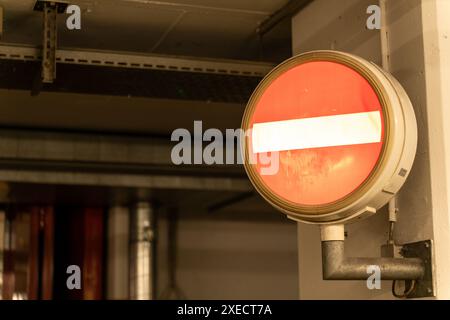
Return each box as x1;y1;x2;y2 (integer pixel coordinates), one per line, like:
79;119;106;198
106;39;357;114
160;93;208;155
0;0;291;135
0;0;292;61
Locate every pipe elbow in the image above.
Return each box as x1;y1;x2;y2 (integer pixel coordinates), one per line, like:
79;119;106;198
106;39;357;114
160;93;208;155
321;240;345;280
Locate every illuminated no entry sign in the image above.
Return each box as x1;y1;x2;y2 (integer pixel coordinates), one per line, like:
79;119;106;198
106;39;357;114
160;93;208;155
242;51;417;224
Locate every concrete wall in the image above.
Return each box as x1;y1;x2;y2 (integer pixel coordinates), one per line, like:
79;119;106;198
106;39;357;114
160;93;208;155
292;0;448;299
420;0;450;299
157;209;298;300
105;204;298;300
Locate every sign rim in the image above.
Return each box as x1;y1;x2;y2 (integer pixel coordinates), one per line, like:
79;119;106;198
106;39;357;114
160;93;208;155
241;50;394;220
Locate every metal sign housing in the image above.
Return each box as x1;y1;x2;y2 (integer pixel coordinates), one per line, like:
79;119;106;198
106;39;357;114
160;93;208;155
242;50;417;224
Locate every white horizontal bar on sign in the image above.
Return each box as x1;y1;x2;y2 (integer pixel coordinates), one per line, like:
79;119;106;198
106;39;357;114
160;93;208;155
252;111;382;153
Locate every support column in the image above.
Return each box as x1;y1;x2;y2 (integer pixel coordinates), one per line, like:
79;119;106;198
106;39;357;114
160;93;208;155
129;202;157;300
420;0;450;299
41;1;57;83
33;0;69;83
106;206;130;300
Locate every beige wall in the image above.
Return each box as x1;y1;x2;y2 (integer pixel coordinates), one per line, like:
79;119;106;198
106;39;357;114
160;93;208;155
420;0;450;299
292;0;447;299
157;209;298;299
105;204;298;300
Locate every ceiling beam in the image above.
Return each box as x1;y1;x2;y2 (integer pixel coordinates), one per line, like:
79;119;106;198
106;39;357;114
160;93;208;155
0;129;250;191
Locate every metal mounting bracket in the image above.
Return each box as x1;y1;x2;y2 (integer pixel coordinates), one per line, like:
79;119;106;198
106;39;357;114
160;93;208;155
320;225;433;299
33;0;69;13
34;0;69;83
400;240;435;298
0;6;3;39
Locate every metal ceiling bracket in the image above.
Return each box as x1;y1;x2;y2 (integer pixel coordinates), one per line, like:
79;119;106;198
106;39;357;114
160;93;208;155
400;240;435;298
34;1;69;83
34;0;69;13
0;44;273;77
0;6;3;39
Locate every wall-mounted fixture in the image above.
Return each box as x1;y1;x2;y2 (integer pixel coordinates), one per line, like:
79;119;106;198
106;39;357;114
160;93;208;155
241;50;434;298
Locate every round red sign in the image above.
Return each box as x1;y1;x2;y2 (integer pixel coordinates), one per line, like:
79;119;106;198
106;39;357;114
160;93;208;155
248;60;385;205
242;51;391;220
